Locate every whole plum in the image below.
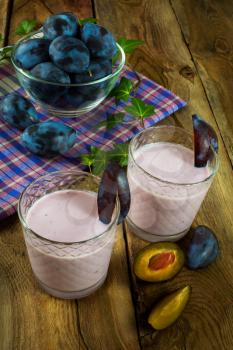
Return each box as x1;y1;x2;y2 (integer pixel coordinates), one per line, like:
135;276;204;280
21;121;77;156
43;12;79;41
71;59;112;83
49;36;90;73
81;23;117;59
14;39;50;70
0;93;38;130
30;62;70;104
187;226;219;269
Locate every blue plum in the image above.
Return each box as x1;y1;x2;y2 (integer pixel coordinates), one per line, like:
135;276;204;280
43;12;79;41
81;23;117;59
14;39;50;70
0;93;38;130
57;88;84;108
116;167;131;224
71;59;112;83
192;114;218;167
187;226;219;269
21;121;76;156
49;36;90;73
30;62;70;104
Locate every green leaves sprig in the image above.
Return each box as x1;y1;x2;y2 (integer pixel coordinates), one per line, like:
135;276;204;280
79;17;97;25
0;46;13;61
124;98;155;127
109;77;133;104
117;38;144;54
80;143;129;175
95;112;125;130
16;19;38;36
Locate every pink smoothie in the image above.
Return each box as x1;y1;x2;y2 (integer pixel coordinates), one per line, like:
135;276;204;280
25;190;116;299
127;142;211;241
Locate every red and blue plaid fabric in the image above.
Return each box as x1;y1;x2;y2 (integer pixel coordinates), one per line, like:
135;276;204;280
0;61;186;220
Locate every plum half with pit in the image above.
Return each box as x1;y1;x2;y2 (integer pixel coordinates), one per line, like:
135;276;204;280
14;38;50;70
0;93;38;130
43;12;79;41
30;62;70;104
81;23;117;59
21;121;76;156
187;225;219;269
49;36;90;73
192;114;218;167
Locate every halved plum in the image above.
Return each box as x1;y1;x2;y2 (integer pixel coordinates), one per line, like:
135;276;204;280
192;114;218;167
116;167;131;224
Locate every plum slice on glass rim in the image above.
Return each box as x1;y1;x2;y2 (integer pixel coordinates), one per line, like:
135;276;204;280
192;114;218;167
97;160;131;225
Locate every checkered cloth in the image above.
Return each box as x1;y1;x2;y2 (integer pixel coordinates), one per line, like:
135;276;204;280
0;61;186;220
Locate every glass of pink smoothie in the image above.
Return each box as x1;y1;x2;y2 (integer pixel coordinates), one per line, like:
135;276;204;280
18;170;120;299
127;126;219;242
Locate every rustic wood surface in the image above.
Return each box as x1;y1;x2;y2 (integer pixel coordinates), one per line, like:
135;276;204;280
0;0;233;349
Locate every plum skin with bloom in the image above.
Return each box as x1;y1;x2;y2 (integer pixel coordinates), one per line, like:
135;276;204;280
81;23;117;59
49;36;90;73
29;62;70;104
21;121;77;156
14;38;50;70
43;12;79;41
0;93;38;130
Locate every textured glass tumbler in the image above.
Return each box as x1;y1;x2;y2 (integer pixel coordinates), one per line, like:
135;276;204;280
18;170;120;299
127;126;219;242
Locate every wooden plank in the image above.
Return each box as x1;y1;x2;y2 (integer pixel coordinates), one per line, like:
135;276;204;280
171;0;233;165
94;0;233;349
0;0;11;47
8;0;93;44
0;216;140;350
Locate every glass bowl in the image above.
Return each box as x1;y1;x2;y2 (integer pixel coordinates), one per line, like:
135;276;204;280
11;29;125;118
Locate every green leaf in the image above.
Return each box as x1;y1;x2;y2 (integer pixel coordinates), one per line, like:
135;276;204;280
79;17;97;25
95;112;125;130
109;77;133;104
80;146;98;170
117;38;144;54
109;143;129;167
124;97;155;119
0;46;13;62
92;149;109;175
16;19;37;36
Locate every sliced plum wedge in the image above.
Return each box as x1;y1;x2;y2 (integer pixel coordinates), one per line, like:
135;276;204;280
97;161;131;225
192;114;218;167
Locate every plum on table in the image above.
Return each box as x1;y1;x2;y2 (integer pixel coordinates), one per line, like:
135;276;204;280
81;23;117;59
43;12;79;41
0;93;38;130
30;62;70;104
71;59;112;83
187;225;219;269
21;121;76;156
14;38;50;70
49;36;90;73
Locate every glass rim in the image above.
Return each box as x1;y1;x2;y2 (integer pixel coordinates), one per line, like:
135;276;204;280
129;125;219;187
11;28;126;87
17;169;120;245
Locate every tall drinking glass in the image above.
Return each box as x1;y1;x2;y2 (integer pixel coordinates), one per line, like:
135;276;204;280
18;170;120;299
127;126;219;242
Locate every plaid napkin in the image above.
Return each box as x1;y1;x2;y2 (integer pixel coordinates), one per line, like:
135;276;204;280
0;61;186;220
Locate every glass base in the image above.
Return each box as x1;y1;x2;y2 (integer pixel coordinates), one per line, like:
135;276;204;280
126;217;189;242
36;273;107;299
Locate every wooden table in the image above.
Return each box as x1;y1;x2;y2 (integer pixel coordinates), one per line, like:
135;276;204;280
0;1;232;349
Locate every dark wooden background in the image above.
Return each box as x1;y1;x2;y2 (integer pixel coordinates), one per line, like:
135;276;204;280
0;1;233;349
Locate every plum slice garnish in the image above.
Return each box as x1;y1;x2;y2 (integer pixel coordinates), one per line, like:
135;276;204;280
116;167;131;224
192;114;218;167
97;161;131;225
97;161;119;224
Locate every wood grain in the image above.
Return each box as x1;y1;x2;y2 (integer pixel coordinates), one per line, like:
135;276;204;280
8;0;93;44
0;0;11;46
171;0;233;165
94;0;233;349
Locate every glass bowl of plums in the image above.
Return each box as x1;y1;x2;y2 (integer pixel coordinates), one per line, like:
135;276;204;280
11;13;125;117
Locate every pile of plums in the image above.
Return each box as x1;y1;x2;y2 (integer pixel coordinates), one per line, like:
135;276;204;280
13;12;118;109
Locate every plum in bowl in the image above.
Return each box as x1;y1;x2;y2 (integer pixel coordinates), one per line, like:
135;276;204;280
11;29;125;118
